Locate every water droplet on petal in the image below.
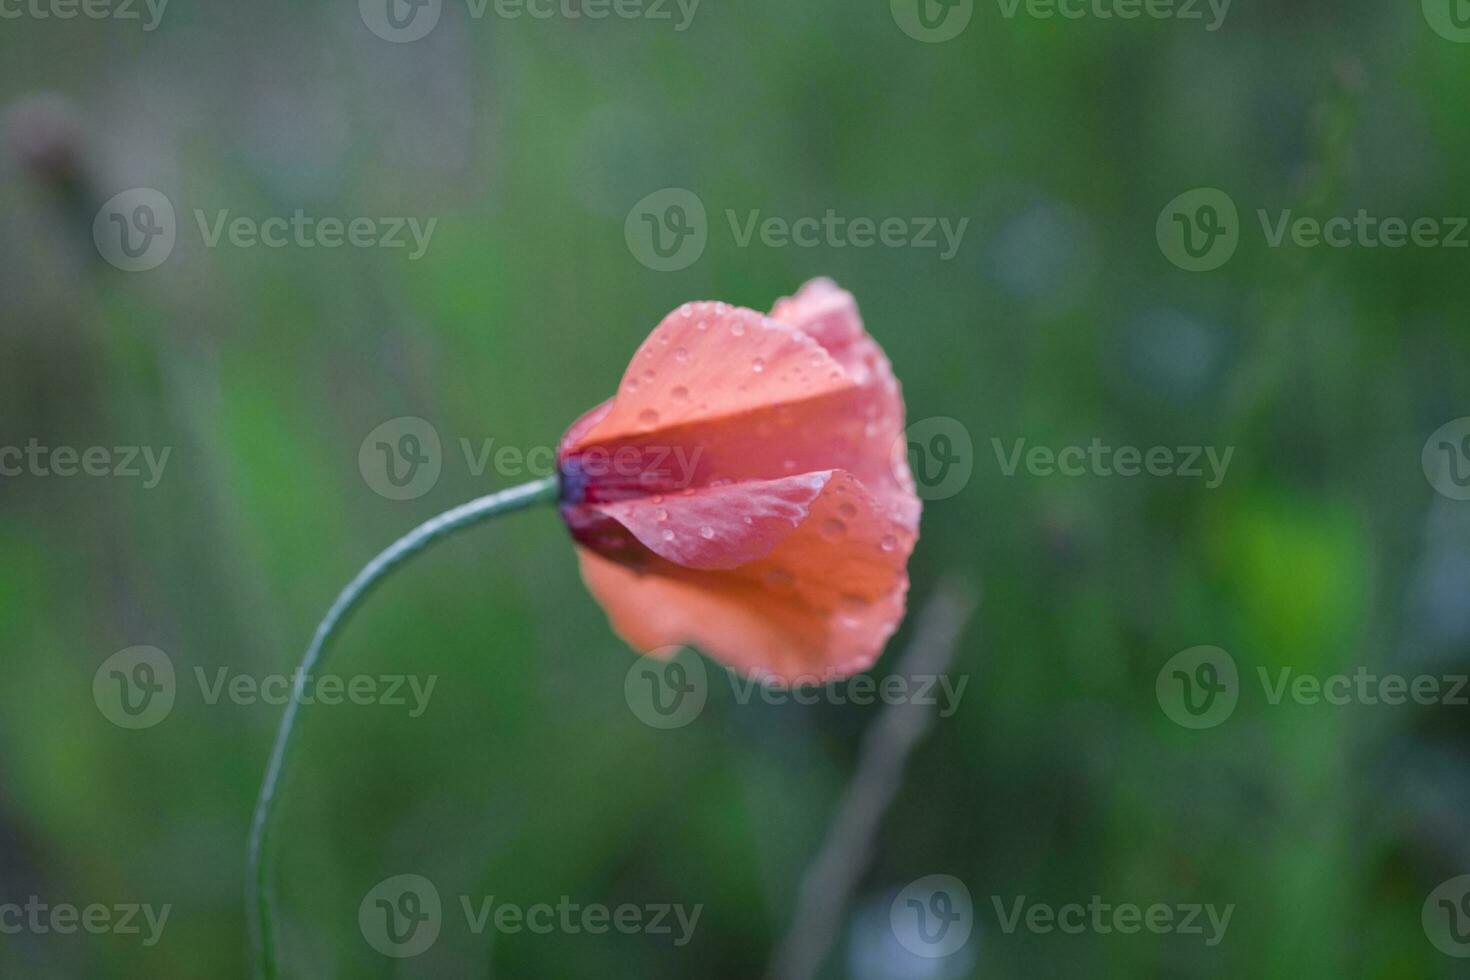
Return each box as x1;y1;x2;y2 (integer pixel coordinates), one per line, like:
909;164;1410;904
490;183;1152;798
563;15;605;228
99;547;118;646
699;525;715;540
752;357;765;373
670;385;690;401
661;528;676;542
838;593;869;613
638;408;660;428
731;321;745;337
641;368;655;382
696;320;708;331
673;347;689;363
838;502;857;519
656;508;669;522
819;518;847;541
763;567;794;590
880;534;898;552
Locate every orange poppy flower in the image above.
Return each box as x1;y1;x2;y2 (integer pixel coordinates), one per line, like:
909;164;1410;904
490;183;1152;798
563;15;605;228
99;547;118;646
557;278;922;683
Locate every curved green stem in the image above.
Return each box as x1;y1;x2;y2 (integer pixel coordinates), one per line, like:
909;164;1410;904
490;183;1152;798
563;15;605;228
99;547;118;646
247;476;560;980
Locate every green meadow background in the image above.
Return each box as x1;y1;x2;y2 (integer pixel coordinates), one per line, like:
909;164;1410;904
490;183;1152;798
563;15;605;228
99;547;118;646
2;0;1469;976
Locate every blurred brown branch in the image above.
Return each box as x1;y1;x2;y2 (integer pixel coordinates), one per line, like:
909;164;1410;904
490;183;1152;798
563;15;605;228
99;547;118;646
766;576;978;980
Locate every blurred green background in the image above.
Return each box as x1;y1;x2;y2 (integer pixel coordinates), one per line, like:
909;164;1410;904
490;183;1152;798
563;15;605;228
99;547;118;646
2;0;1470;976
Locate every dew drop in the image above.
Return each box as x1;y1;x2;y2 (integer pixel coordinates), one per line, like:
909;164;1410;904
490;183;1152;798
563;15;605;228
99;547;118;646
656;508;669;522
880;534;897;552
641;368;655;382
730;320;746;337
673;347;689;363
661;528;676;542
742;516;754;525
637;408;660;428
819;518;847;541
838;593;869;613
699;525;715;540
763;567;794;590
752;357;765;373
838;502;858;519
670;385;690;402
696;320;709;331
